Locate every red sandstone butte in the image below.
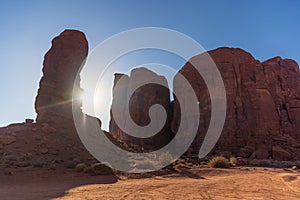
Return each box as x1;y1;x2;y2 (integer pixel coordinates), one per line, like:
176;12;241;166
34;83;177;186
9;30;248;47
171;47;300;160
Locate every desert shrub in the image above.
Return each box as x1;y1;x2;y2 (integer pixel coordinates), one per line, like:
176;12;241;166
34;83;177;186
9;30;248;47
291;166;298;170
75;163;86;172
122;143;129;150
89;163;114;175
230;157;237;166
208;156;230;168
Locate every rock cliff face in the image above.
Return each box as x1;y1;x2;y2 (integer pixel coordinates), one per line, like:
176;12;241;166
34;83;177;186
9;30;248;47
171;47;300;160
109;48;300;160
109;68;173;151
35;30;88;130
0;30;100;171
34;30;300;161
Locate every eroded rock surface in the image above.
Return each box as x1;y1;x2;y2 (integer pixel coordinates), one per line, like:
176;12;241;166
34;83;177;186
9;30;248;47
109;68;173;151
172;47;300;160
35;29;88;130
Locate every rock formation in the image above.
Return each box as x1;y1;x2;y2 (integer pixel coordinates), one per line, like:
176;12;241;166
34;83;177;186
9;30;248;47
172;47;300;160
0;30;103;172
109;68;173;151
108;48;300;160
35;29;88;131
1;29;300;172
32;30;300;161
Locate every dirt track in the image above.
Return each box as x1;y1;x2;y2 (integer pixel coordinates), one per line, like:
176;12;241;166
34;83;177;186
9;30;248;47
1;167;299;200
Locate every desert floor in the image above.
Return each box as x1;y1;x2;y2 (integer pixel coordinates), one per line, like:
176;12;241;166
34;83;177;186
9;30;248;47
0;167;299;200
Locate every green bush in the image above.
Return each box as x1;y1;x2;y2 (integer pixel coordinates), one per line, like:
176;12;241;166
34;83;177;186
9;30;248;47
208;156;230;168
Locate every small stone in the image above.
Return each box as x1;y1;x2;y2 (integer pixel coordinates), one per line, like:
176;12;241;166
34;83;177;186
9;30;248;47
3;155;18;161
40;148;49;154
25;119;34;123
25;153;32;157
41;123;57;134
15;161;30;167
34;136;42;141
72;158;81;164
51;150;60;155
32;159;47;168
0;163;8;168
49;163;56;170
272;146;292;161
64;160;76;169
4;171;12;176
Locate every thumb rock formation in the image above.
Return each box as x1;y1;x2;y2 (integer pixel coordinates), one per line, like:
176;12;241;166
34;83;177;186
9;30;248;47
35;30;88;131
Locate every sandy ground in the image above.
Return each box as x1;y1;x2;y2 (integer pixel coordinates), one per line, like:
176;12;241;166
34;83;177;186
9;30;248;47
0;167;299;200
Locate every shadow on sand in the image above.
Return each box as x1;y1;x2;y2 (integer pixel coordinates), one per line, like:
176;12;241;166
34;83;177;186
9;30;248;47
0;170;118;200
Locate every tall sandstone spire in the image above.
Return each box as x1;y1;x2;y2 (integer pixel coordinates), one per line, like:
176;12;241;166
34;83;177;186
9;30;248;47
35;30;88;131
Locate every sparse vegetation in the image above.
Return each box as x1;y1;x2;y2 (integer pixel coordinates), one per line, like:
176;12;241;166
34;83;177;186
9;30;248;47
75;163;86;172
208;156;230;168
91;163;114;175
122;143;129;150
82;162;115;175
230;157;237;166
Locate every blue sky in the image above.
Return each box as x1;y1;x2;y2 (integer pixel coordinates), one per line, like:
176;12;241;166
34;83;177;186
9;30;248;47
0;0;299;127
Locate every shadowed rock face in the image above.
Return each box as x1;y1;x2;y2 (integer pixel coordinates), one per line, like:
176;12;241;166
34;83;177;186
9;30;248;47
35;30;88;129
109;68;173;151
172;47;300;160
0;30;104;171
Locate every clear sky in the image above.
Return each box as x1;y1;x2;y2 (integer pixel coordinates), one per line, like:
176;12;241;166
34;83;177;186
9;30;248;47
0;0;299;127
